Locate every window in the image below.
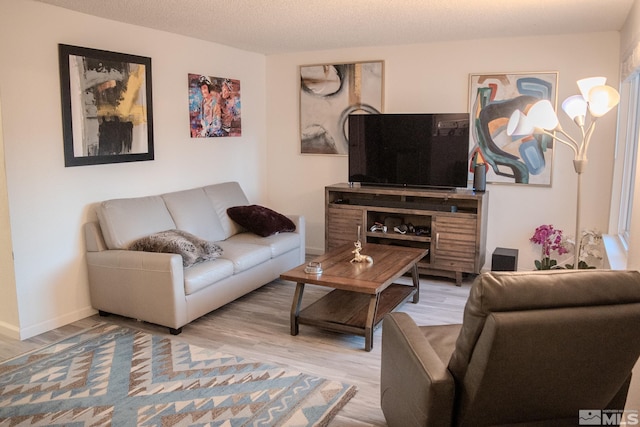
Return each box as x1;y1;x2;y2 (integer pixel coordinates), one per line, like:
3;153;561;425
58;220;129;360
615;73;640;249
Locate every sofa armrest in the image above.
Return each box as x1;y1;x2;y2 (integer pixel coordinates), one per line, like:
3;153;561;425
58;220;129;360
381;312;455;427
287;214;306;264
86;249;188;330
85;221;108;252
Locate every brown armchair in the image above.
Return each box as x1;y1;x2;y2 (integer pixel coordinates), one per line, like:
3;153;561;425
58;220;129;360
381;269;640;427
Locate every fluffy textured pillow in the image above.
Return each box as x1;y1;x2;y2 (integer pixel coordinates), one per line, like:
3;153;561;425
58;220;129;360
128;229;222;267
227;205;296;237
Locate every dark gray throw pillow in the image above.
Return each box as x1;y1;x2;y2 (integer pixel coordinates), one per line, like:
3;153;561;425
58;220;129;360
227;205;296;237
128;229;222;267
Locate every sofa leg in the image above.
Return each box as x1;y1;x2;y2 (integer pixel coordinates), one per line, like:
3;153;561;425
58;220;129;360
98;310;111;317
169;327;182;335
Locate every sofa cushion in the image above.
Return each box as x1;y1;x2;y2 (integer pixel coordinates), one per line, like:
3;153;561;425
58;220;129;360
128;229;223;267
227;205;296;237
162;187;226;241
97;195;176;249
227;231;300;258
183;258;235;295
448;269;640;383
203;182;250;239
215;241;272;273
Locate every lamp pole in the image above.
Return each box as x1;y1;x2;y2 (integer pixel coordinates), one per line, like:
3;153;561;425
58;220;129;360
573;160;587;269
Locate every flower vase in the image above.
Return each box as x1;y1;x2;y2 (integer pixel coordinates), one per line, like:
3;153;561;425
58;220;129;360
535;256;559;270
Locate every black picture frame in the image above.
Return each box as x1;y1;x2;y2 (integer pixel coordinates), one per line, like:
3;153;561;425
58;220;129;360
58;44;154;167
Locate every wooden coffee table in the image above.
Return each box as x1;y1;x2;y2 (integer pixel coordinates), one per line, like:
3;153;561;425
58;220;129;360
280;243;428;351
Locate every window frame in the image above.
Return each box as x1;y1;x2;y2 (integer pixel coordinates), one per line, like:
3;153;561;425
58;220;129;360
613;73;640;250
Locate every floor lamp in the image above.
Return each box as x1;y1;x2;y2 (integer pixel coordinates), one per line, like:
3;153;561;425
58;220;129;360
507;77;620;269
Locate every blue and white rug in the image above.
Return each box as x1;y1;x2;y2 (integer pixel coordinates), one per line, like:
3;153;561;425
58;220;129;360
0;323;356;426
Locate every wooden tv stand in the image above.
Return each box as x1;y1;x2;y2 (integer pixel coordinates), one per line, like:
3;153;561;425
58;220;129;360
325;183;488;285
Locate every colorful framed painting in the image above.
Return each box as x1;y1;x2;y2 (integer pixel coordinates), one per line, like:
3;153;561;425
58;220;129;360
58;44;154;167
188;74;241;138
300;60;384;155
468;72;558;186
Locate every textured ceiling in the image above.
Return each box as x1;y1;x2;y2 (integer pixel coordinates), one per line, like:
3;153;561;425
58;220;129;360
35;0;634;54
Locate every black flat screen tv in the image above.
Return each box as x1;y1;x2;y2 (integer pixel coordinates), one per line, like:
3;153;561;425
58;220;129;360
348;113;470;189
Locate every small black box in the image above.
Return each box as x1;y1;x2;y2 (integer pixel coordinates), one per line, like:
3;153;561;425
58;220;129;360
492;247;518;271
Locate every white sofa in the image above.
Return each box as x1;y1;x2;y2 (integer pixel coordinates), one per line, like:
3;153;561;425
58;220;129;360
84;182;305;334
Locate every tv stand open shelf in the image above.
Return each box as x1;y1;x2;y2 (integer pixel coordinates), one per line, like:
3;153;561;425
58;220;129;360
325;183;488;285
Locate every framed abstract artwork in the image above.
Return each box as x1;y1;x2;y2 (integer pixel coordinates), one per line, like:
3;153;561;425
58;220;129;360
58;44;154;167
468;72;558;186
300;60;384;155
188;73;241;138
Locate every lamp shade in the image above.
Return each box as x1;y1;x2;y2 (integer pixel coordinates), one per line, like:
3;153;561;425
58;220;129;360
577;77;606;100
588;85;621;117
507;110;535;136
527;100;559;130
562;95;588;123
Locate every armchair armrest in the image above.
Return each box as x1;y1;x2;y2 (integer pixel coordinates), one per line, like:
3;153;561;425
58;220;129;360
381;312;455;427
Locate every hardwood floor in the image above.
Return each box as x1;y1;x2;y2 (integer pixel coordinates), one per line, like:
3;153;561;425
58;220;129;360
0;275;472;426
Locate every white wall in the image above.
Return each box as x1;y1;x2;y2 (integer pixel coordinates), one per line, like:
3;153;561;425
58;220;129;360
0;95;20;334
0;1;267;339
265;32;621;269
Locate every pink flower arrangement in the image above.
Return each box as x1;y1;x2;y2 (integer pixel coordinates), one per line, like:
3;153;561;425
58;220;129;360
530;224;569;270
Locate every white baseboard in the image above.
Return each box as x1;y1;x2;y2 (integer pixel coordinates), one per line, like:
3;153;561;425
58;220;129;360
0;320;20;340
13;306;97;341
305;246;324;256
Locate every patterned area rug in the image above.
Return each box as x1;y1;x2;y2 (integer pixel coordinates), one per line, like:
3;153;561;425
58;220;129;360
0;323;356;426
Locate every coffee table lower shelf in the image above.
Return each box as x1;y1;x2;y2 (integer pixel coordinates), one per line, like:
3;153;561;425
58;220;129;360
294;283;416;351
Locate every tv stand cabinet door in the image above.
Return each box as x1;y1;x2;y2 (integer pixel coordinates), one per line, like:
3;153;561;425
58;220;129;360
326;205;364;251
432;215;477;273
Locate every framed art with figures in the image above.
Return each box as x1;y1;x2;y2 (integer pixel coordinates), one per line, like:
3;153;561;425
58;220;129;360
188;73;241;138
